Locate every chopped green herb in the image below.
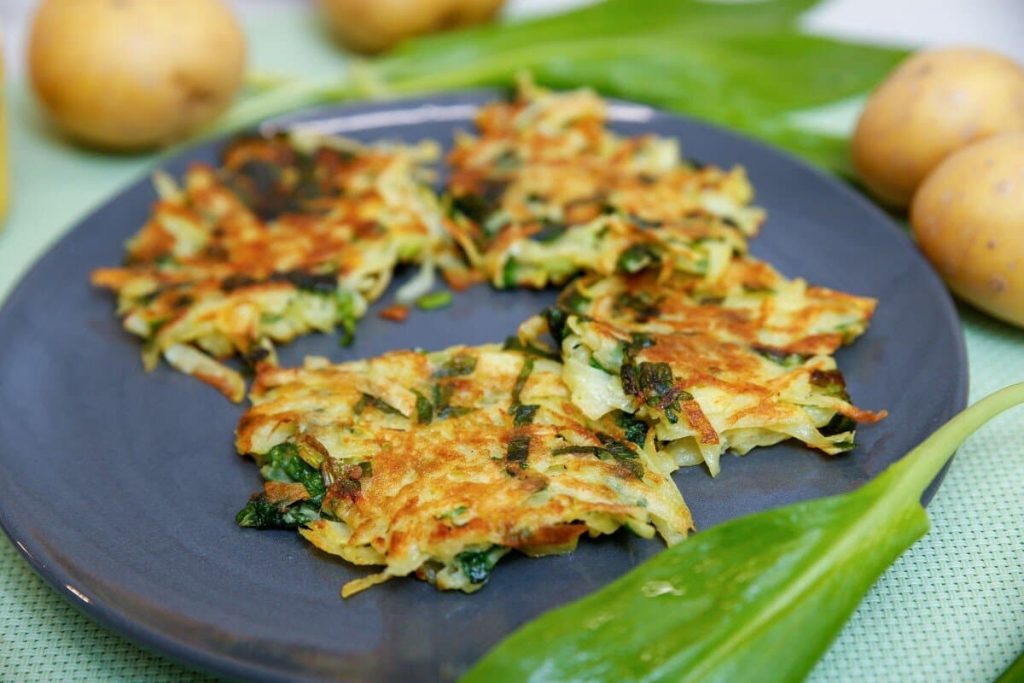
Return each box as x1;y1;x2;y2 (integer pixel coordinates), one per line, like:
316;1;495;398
511;357;534;406
413;390;433;425
589;356;615;374
810;369;851;399
416;290;453;311
261;442;326;503
512;403;539;427
451;194;487;222
616;244;661;274
483;212;512;236
147;317;170;336
621;361;689;423
242;345;271;369
624;332;655;355
543;306;569;345
562;289;592;315
452;185;505;225
437;405;474;420
742;284;776;294
501;257;520;288
628;215;663;229
457;549;500;585
753;344;809;368
235;495;320;529
597;433;644;478
637;362;674;406
529;220;567;243
353;393;404;417
820;413;857;437
493;149;520;171
432;382;474;420
614;291;662;322
438;505;470;526
502;336;561;362
434;353;477;378
834;322;862;343
615;412;649;448
506;433;532;474
335;290;358;347
553;435;644;478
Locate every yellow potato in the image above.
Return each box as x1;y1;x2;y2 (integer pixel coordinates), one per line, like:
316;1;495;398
318;0;505;54
29;0;246;151
911;133;1024;328
852;48;1024;208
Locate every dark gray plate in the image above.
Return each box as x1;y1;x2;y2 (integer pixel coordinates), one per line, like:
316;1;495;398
0;92;967;683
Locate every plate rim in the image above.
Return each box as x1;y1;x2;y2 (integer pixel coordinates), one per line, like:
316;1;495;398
0;89;969;683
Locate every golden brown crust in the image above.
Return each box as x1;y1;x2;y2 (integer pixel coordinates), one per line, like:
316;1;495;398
236;345;692;595
91;133;444;400
444;80;763;288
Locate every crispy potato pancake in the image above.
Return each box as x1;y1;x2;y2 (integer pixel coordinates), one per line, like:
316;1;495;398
235;345;692;596
445;79;764;288
518;260;885;476
562;259;878;356
92;133;446;401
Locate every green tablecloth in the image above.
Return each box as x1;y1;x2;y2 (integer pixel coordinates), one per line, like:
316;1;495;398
1;7;1022;682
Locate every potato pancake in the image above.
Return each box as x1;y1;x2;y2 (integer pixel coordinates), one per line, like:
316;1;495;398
562;259;878;356
92;133;446;401
518;261;885;476
445;79;764;288
235;345;692;596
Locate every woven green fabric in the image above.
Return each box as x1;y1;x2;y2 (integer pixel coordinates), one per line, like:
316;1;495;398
1;8;1021;682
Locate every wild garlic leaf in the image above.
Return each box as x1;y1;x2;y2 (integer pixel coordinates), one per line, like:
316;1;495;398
214;0;908;174
464;383;1024;682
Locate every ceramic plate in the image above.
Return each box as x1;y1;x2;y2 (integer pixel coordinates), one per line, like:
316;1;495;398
0;92;967;682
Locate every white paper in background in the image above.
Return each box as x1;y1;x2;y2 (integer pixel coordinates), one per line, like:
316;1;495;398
805;0;1024;62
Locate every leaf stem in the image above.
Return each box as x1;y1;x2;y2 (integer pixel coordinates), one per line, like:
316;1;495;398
883;383;1024;503
207;74;365;137
996;649;1024;683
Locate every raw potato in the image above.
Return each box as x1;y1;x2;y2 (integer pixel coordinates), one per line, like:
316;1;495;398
852;48;1024;208
911;133;1024;328
318;0;505;54
29;0;246;151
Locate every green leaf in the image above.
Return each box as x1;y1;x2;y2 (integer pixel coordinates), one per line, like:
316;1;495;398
211;0;907;174
416;290;454;311
235;495;320;529
381;0;824;74
997;650;1024;683
464;383;1024;682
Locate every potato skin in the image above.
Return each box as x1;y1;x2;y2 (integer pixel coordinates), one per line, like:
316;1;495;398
852;48;1024;208
911;133;1024;328
318;0;505;54
29;0;246;151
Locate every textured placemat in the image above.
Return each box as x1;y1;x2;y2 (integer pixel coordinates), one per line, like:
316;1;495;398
1;8;1022;682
